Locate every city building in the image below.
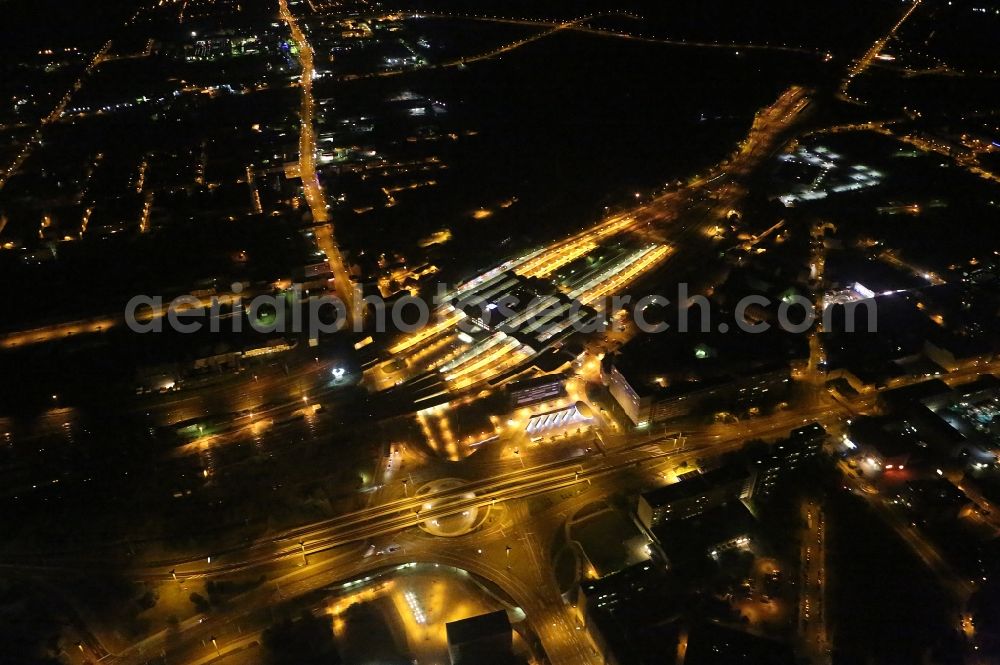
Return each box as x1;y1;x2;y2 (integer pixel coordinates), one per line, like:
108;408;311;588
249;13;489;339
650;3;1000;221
507;374;566;409
579;562;680;665
848;416;920;475
602;327;799;427
878;379;952;413
447;270;599;353
774;144;883;206
879;376;1000;465
654;501;758;568
750;422;826;498
894;478;971;523
637;463;754;529
445;610;515;665
525;402;594;439
570;505;655;579
923;335;993;372
684;621;796;665
604;356;791;427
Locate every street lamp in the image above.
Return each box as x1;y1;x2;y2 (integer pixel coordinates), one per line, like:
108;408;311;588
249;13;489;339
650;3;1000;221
505;545;512;568
402;478;409;497
211;636;220;656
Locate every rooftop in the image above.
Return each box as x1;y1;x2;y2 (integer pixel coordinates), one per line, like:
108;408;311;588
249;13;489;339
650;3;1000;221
445;610;511;646
642;463;750;508
685;621;796;665
607;316;806;400
654;501;758;567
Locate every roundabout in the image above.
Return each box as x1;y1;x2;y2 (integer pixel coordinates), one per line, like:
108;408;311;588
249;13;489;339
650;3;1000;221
414;478;487;537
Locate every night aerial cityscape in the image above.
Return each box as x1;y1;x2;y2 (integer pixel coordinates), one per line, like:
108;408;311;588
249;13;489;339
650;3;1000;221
1;0;1000;664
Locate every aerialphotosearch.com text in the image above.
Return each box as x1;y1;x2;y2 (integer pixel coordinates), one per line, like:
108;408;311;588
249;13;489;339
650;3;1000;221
124;282;877;338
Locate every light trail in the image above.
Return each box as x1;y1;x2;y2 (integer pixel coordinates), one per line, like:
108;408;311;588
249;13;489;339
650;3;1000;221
0;41;112;191
392;12;825;59
279;0;356;316
839;0;922;101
